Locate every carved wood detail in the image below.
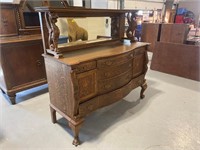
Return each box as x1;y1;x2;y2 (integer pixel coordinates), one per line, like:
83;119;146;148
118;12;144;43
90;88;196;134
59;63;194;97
77;70;97;103
45;12;60;52
126;12;137;42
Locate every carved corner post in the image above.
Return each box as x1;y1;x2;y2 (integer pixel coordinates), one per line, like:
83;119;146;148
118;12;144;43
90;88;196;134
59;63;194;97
126;11;137;42
140;47;149;99
44;12;62;58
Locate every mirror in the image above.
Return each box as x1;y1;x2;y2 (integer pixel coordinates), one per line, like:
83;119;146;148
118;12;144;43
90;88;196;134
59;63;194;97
56;17;112;46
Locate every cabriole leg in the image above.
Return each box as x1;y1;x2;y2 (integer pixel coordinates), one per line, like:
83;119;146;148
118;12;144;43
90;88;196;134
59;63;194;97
140;80;147;99
68;119;84;146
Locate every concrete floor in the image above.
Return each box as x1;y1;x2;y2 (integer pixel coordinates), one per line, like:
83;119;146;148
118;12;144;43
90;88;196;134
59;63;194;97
0;55;200;150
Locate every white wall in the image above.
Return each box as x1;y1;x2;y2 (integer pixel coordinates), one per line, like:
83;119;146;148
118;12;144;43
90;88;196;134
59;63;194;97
73;0;83;6
91;0;108;9
0;0;20;3
125;0;164;10
108;0;118;9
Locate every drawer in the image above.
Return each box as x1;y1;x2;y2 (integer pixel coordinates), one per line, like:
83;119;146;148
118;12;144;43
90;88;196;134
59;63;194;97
98;69;132;95
97;52;133;68
97;60;132;80
73;61;96;73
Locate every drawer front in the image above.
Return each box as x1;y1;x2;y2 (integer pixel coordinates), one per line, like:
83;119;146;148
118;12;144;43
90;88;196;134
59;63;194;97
73;61;96;73
97;52;133;68
77;69;97;103
98;69;132;95
97;60;132;80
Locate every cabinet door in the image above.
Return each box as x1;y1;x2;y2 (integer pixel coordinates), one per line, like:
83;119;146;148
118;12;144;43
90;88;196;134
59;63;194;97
0;4;18;37
77;69;97;103
132;48;146;77
2;40;46;89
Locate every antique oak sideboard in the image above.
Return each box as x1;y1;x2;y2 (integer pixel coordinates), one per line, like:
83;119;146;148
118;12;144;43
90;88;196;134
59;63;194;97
36;7;149;146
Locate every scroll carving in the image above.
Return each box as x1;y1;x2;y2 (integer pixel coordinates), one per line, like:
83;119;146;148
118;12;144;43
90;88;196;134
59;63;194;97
45;12;60;52
126;12;137;42
1;17;8;27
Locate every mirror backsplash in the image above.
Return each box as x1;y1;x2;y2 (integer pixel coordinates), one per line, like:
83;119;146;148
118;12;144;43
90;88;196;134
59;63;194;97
56;17;111;44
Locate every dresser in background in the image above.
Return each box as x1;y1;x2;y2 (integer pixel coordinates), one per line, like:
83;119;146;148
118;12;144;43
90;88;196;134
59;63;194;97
0;2;47;104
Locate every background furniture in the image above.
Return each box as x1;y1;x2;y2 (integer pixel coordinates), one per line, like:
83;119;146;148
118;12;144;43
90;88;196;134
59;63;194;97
36;7;149;146
0;35;46;104
141;23;189;52
141;23;161;52
151;42;200;81
0;0;70;104
160;23;189;44
149;23;200;81
0;2;47;104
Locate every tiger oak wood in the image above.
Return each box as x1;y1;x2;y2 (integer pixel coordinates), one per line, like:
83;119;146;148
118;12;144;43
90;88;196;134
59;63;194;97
37;7;149;146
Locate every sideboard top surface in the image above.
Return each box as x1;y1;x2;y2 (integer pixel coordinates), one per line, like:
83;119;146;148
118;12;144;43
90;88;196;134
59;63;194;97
0;35;42;44
46;41;149;65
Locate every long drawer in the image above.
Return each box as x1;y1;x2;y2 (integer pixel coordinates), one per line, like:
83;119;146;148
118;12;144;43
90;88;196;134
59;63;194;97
98;69;132;95
97;52;133;68
97;60;132;80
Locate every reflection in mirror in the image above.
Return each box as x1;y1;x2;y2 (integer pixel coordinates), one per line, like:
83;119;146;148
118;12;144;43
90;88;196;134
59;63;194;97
56;17;111;46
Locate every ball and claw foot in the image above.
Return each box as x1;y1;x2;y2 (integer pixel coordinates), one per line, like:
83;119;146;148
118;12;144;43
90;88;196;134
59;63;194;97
140;94;145;99
72;137;80;146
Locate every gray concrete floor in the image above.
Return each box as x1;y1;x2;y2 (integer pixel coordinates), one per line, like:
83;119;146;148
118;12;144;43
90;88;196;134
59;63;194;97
0;54;200;150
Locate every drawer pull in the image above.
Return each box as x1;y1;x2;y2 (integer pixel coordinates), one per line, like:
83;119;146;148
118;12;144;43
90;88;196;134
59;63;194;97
36;60;42;66
105;61;113;66
104;84;111;89
104;72;111;77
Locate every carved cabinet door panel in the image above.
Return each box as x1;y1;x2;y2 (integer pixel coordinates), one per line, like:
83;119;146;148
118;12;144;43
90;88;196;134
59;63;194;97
132;48;146;77
0;4;18;37
76;69;97;103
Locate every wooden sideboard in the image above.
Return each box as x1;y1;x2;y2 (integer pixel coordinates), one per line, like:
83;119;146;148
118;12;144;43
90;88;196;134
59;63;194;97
0;1;70;104
45;41;148;146
0;2;47;104
36;7;149;146
0;35;47;104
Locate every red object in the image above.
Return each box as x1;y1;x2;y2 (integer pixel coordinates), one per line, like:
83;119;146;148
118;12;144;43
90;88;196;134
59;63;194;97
175;15;184;23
